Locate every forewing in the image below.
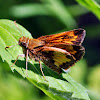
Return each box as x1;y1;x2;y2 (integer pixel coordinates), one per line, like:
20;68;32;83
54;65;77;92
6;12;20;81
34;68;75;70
37;28;86;45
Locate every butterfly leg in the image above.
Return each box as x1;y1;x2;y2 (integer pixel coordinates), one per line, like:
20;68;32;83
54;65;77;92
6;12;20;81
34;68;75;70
5;44;18;49
11;49;29;77
10;54;25;68
39;60;47;81
5;45;25;68
26;49;29;77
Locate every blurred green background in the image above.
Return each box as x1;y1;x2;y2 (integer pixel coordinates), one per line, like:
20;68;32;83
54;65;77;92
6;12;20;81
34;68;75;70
0;0;100;100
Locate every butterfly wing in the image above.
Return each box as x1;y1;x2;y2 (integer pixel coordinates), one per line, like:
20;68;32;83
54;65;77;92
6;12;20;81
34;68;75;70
28;46;75;73
49;44;85;62
37;28;86;45
39;45;85;73
33;28;85;73
41;50;75;74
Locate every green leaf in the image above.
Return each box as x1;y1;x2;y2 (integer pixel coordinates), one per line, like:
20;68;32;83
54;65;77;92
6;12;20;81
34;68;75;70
87;64;100;100
9;4;51;18
9;0;77;29
69;59;87;84
0;19;90;100
42;0;77;29
76;0;100;20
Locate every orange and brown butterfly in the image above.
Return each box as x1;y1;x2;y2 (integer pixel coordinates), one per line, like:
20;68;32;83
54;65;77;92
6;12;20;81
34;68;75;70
6;22;86;80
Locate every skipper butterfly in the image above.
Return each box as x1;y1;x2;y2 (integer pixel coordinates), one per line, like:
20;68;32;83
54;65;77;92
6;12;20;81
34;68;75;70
6;21;85;80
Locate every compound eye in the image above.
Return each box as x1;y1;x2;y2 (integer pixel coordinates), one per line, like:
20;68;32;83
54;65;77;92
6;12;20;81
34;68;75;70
22;42;27;47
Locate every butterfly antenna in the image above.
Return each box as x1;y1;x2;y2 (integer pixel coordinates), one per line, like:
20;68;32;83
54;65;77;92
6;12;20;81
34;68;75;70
14;21;24;36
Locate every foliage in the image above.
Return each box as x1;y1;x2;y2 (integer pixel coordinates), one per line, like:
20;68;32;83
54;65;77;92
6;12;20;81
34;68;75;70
0;0;100;100
76;0;100;20
0;19;90;100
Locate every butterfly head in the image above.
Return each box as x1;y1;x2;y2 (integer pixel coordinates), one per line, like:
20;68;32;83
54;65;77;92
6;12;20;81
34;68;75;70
19;36;29;48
